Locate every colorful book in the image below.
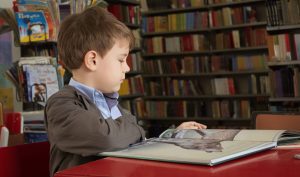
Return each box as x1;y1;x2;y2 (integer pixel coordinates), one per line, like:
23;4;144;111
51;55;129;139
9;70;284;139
15;11;49;43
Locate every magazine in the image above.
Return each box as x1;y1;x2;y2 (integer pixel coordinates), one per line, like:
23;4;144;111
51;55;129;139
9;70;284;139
99;129;300;166
15;11;49;43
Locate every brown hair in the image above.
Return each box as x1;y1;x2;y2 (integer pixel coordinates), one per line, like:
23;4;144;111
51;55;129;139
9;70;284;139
58;6;134;70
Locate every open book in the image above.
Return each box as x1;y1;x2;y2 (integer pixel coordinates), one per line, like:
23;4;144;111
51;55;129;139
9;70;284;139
99;129;300;166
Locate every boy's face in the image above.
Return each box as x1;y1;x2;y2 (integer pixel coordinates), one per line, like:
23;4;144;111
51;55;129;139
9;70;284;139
95;38;130;93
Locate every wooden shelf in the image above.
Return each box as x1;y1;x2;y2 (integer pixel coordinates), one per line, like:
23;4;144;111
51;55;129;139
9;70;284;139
210;22;267;31
208;0;264;9
126;71;142;76
142;0;264;16
211;46;268;54
106;0;140;5
124;22;140;29
119;93;144;99
142;22;266;37
144;95;269;100
143;70;269;78
130;47;142;53
142;51;210;58
267;60;300;67
269;97;300;102
142;6;207;16
142;28;210;37
266;24;300;34
142;46;267;57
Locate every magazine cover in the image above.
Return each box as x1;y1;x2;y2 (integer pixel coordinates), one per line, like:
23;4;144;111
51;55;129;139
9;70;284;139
15;11;48;43
22;64;59;102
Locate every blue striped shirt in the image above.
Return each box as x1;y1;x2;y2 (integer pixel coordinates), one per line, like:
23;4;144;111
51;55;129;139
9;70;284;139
69;78;121;119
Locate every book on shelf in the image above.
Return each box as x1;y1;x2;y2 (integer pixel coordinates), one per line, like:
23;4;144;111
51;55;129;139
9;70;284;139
99;128;300;166
15;11;49;43
15;0;60;42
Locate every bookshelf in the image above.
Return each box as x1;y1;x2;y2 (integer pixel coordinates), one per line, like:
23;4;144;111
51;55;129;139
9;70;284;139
11;0;61;111
265;0;300;112
106;0;145;116
139;0;270;136
4;1;62;144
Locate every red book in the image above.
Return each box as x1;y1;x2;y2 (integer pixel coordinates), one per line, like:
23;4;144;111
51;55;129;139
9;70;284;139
4;112;23;135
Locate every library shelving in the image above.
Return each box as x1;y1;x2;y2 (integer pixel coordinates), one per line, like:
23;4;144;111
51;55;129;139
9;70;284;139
265;0;300;112
139;0;270;136
106;0;145;116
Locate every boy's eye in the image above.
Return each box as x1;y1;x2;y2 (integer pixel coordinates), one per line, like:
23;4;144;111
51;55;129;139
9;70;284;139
119;59;125;63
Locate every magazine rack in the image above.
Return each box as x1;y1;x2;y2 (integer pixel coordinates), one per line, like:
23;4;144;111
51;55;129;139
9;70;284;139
252;111;300;131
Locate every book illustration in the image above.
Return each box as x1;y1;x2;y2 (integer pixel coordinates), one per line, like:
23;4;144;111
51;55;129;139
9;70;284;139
153;129;240;152
22;64;59;102
100;129;300;166
15;11;48;43
32;83;47;102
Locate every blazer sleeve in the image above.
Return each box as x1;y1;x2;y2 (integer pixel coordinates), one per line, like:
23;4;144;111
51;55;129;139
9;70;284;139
45;92;145;156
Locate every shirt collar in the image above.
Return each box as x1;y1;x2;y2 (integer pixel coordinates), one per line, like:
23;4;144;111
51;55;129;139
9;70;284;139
68;78;119;109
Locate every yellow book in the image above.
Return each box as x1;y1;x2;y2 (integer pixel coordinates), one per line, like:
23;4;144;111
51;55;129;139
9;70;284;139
119;79;130;95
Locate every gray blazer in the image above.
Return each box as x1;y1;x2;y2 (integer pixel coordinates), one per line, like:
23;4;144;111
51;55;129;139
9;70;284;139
45;86;145;177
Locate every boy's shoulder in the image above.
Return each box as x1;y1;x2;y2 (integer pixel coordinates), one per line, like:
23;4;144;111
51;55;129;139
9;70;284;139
47;85;87;103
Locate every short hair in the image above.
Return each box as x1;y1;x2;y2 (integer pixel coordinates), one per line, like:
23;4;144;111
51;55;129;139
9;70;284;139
58;6;135;70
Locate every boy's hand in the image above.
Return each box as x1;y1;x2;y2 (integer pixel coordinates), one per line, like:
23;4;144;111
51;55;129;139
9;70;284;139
176;121;207;130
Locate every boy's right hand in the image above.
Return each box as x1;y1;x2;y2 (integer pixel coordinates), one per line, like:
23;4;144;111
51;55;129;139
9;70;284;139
176;121;207;130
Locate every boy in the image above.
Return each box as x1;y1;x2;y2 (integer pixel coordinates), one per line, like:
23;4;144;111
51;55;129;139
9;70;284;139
45;6;206;177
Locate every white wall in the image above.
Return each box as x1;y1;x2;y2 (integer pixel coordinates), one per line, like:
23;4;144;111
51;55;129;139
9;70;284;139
0;0;13;8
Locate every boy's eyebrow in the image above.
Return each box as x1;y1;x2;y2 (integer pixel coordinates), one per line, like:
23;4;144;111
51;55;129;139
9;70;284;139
118;53;128;57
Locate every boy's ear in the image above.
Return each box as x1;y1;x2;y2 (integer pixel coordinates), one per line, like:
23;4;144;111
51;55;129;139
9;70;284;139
84;50;99;71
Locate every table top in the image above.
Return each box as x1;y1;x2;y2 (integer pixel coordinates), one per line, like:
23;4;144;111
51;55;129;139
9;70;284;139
54;148;300;177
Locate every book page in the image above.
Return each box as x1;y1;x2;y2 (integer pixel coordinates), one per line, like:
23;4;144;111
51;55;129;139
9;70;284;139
233;130;285;142
160;129;286;142
100;140;276;166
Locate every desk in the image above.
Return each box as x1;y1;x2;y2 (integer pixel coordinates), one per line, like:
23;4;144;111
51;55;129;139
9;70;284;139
54;148;300;177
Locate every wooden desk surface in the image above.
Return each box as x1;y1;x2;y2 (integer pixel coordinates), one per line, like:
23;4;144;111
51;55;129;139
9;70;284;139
54;148;300;177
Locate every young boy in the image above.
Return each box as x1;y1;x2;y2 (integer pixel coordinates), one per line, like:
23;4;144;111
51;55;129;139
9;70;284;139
45;6;206;177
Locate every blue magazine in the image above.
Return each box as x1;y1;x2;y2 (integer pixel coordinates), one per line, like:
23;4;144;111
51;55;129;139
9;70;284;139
15;11;49;43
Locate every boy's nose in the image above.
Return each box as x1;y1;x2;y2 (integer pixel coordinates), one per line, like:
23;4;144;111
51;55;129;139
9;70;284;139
123;62;130;73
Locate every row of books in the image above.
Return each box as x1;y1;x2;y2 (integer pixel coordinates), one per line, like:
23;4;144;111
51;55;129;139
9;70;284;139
22;111;47;143
108;4;140;25
145;75;269;97
142;5;265;33
269;67;300;97
141;12;209;32
14;0;60;43
135;100;253;119
21;44;57;57
267;33;300;61
127;52;142;72
212;75;270;95
6;56;61;103
143;28;267;54
209;5;265;27
213;28;267;50
142;55;267;74
146;79;202;96
266;0;300;26
119;76;144;96
143;34;209;53
145;0;206;10
145;0;257;10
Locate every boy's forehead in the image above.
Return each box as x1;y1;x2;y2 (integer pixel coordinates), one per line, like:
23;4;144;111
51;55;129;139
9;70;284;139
114;38;131;47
